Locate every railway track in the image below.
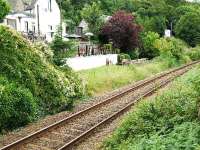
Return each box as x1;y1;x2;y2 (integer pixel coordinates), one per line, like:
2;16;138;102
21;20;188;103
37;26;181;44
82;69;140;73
1;61;199;150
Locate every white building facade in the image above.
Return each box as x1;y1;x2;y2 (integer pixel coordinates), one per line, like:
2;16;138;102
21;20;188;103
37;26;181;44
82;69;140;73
3;0;61;42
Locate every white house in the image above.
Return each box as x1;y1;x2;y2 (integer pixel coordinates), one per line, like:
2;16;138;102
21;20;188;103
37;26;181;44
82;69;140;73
3;0;61;42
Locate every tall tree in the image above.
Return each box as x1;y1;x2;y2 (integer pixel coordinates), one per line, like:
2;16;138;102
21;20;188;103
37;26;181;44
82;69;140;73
175;12;200;47
81;2;104;34
99;11;141;53
0;0;10;21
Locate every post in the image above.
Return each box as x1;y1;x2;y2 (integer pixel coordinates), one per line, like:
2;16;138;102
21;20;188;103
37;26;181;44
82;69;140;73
37;5;40;35
59;0;63;39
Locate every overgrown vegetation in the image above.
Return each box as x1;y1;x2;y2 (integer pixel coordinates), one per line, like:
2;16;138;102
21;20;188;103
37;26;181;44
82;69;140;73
0;76;38;131
103;66;200;150
50;29;78;65
78;61;170;96
0;26;85;132
0;0;9;21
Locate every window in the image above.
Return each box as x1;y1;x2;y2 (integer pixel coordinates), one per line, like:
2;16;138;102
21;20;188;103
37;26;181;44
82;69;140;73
33;26;35;33
7;19;17;29
51;32;54;38
48;25;53;38
65;26;69;33
48;25;53;31
48;0;52;12
76;27;83;36
25;21;28;32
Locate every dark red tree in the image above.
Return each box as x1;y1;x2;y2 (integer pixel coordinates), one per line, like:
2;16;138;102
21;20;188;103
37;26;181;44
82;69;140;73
99;11;141;53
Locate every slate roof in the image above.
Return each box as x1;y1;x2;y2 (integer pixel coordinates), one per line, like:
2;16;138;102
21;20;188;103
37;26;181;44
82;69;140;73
7;0;37;12
25;0;37;10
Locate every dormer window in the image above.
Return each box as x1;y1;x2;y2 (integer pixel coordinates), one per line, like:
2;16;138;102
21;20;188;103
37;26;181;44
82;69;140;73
48;0;52;12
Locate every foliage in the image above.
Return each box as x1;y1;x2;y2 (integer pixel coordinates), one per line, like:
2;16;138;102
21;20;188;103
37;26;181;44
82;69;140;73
99;0;136;14
33;42;54;62
187;46;200;61
175;12;200;47
0;26;84;116
103;67;200;150
81;2;104;34
154;37;190;67
0;0;9;21
99;11;141;54
137;16;167;36
129;122;200;150
140;31;160;59
51;29;78;65
0;76;38;132
117;53;131;64
50;28;69;52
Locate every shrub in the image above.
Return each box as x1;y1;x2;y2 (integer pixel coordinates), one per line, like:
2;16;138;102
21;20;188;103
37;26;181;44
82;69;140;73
103;67;200;150
186;46;200;61
130;122;200;149
33;42;54;62
117;53;131;64
0;26;84;114
51;34;78;65
99;11;141;54
0;76;38;132
140;31;160;59
154;37;190;67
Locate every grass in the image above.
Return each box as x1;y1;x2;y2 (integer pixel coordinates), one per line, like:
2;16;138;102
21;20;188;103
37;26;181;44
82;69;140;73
78;61;171;96
103;66;200;150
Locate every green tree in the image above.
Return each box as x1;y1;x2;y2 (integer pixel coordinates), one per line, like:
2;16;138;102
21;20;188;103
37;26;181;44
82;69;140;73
133;0;168;35
100;0;136;14
140;31;160;59
81;2;104;34
0;0;10;21
137;16;167;36
175;12;200;47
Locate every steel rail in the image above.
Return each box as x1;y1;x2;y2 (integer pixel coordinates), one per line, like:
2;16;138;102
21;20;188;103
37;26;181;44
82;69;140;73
0;61;199;150
59;72;182;150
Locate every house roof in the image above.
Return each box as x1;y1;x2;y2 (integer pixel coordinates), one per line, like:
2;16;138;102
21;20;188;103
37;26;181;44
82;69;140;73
25;0;37;10
7;0;37;12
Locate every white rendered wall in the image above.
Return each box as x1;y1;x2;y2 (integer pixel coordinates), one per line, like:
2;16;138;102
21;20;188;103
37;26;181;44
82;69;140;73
34;0;60;41
64;54;118;71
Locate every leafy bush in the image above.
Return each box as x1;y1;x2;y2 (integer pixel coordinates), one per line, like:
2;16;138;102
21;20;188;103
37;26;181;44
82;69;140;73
0;26;84;115
103;67;200;150
51;33;78;65
117;53;131;64
0;76;38;132
140;31;160;59
129;122;200;150
33;42;54;62
186;46;200;61
154;37;190;67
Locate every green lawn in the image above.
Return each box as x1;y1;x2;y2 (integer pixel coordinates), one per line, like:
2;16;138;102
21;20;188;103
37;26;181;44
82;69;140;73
78;61;169;96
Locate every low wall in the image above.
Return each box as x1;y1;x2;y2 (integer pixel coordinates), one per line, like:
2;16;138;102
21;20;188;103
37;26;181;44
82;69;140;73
64;54;118;71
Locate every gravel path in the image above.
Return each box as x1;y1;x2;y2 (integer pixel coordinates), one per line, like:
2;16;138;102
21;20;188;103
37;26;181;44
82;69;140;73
73;84;173;150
